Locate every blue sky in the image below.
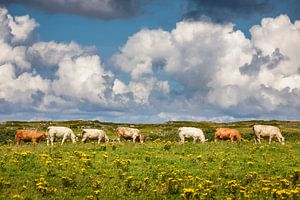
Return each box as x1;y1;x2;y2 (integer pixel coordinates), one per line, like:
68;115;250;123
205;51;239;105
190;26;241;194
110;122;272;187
0;0;300;122
5;1;182;61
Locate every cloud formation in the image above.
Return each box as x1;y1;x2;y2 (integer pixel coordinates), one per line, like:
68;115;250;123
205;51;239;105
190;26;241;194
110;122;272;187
0;0;143;20
0;7;121;119
112;14;300;120
1;6;300;122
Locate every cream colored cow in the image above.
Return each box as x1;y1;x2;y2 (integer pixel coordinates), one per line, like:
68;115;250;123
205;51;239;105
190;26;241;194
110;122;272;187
81;129;109;144
253;125;285;144
46;126;77;145
178;127;207;143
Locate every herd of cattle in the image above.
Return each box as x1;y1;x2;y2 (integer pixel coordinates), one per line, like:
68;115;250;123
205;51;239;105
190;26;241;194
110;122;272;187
14;124;285;146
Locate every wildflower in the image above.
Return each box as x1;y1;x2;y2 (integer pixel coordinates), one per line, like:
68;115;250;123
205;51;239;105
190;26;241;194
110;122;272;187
280;178;290;187
45;160;52;165
143;177;149;183
12;195;23;199
247;161;254;166
182;188;195;199
240;186;246;193
94;190;101;195
101;153;108;160
260;179;271;183
290;188;299;195
196;155;202;160
203;180;213;188
262;187;270;191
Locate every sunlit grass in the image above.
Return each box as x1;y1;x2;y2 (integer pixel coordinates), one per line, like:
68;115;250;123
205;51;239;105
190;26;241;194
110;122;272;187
0;141;299;199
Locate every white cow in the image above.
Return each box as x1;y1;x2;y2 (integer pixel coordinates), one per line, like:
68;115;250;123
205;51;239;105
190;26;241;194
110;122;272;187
46;126;77;145
116;127;144;143
253;125;285;144
81;129;109;144
178;127;207;143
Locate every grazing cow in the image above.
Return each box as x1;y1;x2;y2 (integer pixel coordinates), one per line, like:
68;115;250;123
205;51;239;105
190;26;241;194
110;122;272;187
253;125;285;144
116;127;144;143
178;127;207;143
81;129;109;144
15;130;45;146
215;128;242;142
46;126;77;145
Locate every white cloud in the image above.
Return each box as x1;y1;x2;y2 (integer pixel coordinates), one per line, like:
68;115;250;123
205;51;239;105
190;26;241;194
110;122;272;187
7;14;38;43
52;55;110;103
27;41;96;68
112;15;300;120
1;5;300;122
0;63;49;104
0;7;115;116
113;79;129;95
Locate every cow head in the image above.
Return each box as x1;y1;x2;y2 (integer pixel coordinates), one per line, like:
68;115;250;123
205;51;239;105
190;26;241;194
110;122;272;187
139;134;145;143
281;136;285;145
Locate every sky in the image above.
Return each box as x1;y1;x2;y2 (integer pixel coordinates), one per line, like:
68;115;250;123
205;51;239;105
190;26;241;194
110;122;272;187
0;0;300;123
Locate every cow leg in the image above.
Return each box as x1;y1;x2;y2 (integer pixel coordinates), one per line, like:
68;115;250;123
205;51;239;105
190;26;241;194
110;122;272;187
50;137;55;146
16;138;20;147
47;137;50;146
32;138;37;145
214;137;218;142
179;135;185;143
257;136;261;144
193;137;197;143
132;136;136;143
82;137;86;143
61;136;67;145
269;135;273;144
98;137;101;144
254;135;260;144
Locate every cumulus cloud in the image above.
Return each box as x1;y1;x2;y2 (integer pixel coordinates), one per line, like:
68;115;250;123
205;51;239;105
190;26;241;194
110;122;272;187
0;0;144;20
112;14;300;121
52;55;112;103
239;48;287;76
1;6;300;122
0;7;120;118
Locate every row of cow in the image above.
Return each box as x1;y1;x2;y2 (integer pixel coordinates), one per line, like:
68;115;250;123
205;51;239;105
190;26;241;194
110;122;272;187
14;124;285;146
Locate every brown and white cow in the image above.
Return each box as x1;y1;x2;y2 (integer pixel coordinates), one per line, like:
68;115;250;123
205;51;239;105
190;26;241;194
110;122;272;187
15;130;45;146
214;128;242;142
253;125;285;144
116;127;144;143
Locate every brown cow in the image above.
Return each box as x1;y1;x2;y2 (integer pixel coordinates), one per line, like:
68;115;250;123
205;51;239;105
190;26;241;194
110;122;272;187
214;128;242;142
15;130;46;146
116;127;144;143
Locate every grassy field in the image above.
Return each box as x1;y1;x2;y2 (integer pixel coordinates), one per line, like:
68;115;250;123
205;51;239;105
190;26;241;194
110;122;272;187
0;120;299;199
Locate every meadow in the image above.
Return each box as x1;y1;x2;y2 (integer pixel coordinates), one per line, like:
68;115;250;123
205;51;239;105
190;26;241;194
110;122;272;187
0;120;299;199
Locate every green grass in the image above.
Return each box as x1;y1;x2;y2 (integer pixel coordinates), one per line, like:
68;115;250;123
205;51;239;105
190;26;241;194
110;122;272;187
0;120;299;199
